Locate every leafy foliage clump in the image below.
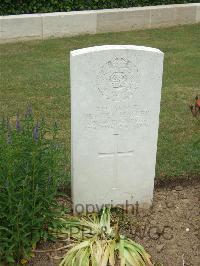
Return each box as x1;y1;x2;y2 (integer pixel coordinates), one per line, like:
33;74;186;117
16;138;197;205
0;107;66;264
1;0;197;15
52;207;153;266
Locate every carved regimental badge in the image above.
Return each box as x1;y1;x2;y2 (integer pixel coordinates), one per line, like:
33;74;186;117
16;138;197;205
97;57;139;102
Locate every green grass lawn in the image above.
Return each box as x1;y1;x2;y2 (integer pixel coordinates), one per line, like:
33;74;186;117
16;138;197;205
0;24;199;180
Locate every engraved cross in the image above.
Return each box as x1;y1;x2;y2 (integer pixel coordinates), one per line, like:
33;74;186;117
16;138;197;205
98;133;134;181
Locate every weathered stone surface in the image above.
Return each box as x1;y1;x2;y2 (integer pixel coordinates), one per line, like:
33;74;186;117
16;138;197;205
175;5;196;25
70;45;164;213
42;11;97;38
0;4;199;43
150;6;177;27
1;14;42;41
196;4;200;23
97;8;150;32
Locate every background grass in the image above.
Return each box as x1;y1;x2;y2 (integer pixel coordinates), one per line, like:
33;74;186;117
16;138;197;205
0;24;199;180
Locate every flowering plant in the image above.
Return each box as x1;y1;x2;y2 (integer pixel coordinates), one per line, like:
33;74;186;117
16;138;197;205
0;106;66;264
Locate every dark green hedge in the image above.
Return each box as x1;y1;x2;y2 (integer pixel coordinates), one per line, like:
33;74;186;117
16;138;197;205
0;0;198;16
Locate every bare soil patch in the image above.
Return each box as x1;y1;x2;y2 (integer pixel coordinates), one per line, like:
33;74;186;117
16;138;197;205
28;178;200;266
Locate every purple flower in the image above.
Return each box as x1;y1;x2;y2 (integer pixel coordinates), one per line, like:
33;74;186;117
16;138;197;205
16;113;20;131
33;122;39;141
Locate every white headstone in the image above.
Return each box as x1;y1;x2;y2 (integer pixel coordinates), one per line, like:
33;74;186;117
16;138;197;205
70;45;164;213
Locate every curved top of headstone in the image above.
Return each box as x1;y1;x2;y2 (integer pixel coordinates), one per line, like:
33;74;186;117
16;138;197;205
71;45;163;56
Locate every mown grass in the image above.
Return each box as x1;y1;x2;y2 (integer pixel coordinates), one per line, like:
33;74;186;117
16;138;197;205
0;23;199;180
